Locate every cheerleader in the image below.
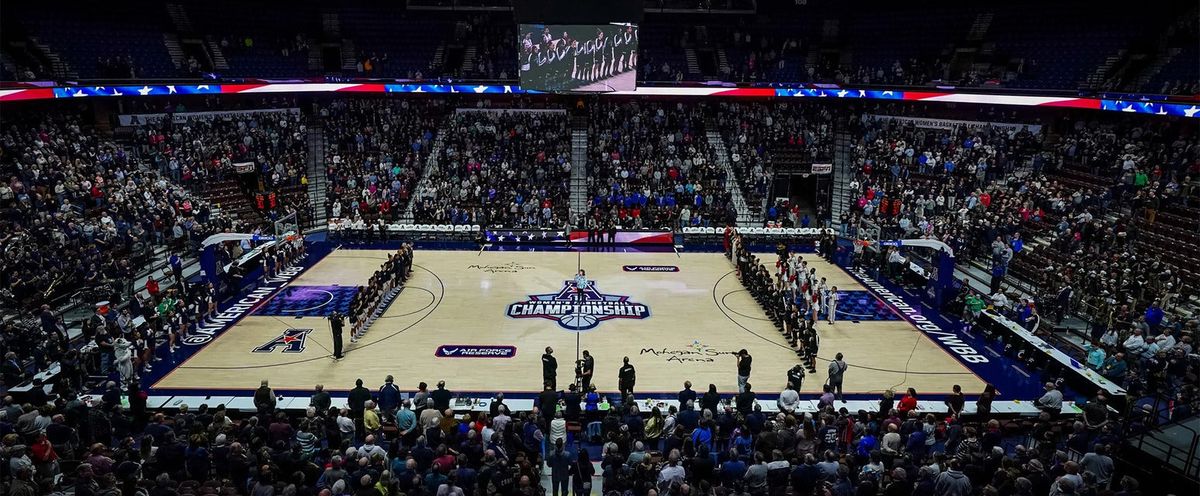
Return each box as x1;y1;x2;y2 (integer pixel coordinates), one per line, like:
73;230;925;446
163;310;178;352
133;329;151;374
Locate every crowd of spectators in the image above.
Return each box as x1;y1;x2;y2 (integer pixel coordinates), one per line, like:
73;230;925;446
413;109;571;228
0;113;235;313
586;101;734;230
0;91;1196;494
840;109;1198;409
0;340;1164;495
134;110;308;194
323;99;446;226
713;101;836;222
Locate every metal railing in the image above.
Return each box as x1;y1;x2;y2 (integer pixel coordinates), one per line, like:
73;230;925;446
1126;395;1200;480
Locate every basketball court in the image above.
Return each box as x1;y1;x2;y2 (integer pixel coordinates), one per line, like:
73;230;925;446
153;247;985;396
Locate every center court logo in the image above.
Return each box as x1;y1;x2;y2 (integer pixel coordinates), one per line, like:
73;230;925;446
506;280;651;331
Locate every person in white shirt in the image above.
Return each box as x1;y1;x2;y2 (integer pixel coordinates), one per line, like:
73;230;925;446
1154;329;1176;351
991;292;1009;312
336;408;356;440
778;385;800;413
657;450;687;486
1123;329;1150;359
887;248;907;277
827;287;840;324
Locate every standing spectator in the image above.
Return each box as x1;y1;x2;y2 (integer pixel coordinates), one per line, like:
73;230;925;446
827;353;848;402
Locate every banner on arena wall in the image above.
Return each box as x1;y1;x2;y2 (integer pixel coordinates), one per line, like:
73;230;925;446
117;107;300;126
454;108;568;115
233;161;255;174
865;114;1042;134
482;228;673;244
811;163;833;174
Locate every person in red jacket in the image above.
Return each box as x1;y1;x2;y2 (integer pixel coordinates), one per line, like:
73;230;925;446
898;387;919;418
145;277;160;302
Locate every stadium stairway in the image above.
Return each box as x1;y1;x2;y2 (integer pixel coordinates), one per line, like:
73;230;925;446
403;127;447;223
569;117;589;221
830;128;855;232
305;125;328;230
705;129;757;227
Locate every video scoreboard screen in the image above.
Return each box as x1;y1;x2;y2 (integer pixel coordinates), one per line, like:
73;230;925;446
518;23;638;93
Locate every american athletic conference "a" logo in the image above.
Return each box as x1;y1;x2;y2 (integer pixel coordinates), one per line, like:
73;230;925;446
506;280;650;331
252;328;312;353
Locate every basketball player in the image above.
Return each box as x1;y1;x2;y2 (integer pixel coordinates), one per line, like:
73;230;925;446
804;328;819;373
786;305;802;348
573;270;589;303
817;277;830;317
827;287;839;324
329;311;345;360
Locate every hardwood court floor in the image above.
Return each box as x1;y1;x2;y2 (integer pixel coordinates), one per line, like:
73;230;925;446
154;249;984;395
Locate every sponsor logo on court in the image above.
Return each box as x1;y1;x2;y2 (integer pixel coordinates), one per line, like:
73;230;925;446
435;345;517;358
622;265;680;272
850;269;989;364
467;262;535;273
640;340;737;363
251;328;312;354
506;280;651;331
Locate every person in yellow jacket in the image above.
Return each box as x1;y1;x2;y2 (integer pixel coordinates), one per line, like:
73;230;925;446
363;400;382;438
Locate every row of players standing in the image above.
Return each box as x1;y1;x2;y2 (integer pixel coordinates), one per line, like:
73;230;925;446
330;243;415;358
728;229;843;377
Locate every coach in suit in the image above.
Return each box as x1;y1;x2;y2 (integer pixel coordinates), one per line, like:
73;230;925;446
542;347;558;389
